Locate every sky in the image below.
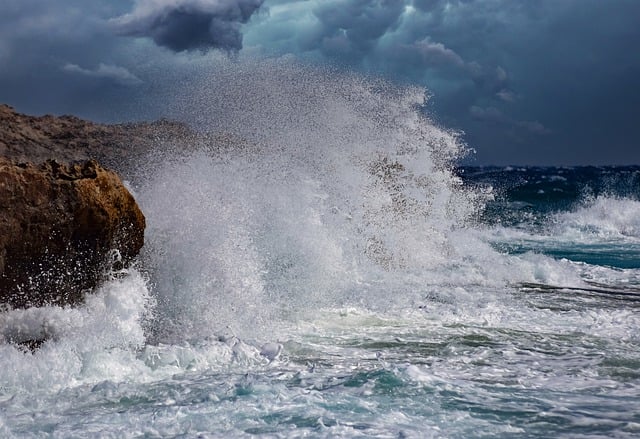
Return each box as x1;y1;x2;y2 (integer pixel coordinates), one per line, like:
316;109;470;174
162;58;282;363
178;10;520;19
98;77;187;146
1;0;639;165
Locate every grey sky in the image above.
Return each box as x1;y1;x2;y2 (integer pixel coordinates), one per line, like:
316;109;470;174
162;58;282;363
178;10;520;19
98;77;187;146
1;0;638;165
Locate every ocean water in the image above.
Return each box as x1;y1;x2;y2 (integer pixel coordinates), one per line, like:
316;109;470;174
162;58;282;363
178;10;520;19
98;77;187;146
1;60;639;438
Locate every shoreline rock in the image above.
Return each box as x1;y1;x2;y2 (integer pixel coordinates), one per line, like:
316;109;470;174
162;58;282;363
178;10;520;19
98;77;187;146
0;104;156;309
0;157;145;309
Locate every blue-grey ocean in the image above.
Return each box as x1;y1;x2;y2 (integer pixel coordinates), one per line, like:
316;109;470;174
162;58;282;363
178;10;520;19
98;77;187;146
1;61;639;438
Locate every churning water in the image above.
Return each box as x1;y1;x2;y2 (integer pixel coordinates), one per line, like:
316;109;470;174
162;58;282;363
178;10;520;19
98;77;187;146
1;59;639;438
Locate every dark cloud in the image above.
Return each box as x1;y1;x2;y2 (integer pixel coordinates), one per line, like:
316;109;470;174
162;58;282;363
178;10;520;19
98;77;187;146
63;63;142;86
245;0;640;164
470;105;550;135
312;0;405;59
387;39;465;70
0;1;140;117
111;0;265;52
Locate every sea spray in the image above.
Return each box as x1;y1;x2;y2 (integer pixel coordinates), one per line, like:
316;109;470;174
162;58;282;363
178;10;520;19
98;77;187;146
134;59;620;345
0;270;151;393
135;58;494;343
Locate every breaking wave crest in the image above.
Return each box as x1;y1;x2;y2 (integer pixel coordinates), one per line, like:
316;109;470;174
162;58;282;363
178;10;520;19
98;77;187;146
132;58;595;342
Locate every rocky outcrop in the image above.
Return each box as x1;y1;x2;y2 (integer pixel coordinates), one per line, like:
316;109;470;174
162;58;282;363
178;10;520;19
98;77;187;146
0;157;145;308
0;103;192;180
0;104;158;309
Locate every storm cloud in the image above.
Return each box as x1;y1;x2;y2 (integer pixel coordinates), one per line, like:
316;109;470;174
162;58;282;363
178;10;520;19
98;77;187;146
63;63;143;86
245;0;640;164
111;0;265;52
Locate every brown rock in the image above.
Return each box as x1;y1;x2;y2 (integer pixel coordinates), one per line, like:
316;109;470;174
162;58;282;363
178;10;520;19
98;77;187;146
0;157;145;309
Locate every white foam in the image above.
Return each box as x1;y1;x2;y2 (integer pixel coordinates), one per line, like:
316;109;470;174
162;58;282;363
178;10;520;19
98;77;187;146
0;271;151;393
554;196;640;239
134;58;504;343
125;58;630;346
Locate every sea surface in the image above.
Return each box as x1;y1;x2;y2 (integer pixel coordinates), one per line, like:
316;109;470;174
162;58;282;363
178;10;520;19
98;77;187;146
1;61;639;438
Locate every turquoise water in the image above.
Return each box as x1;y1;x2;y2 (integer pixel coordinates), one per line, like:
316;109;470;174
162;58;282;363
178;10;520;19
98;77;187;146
1;61;639;438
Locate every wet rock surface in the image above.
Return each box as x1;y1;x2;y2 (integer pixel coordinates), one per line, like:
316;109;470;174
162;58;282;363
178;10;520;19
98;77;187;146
0;104;161;309
0;158;145;308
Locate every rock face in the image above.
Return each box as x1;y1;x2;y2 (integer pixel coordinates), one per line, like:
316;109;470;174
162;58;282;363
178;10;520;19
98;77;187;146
0;104;155;309
0;158;146;308
0;103;192;181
